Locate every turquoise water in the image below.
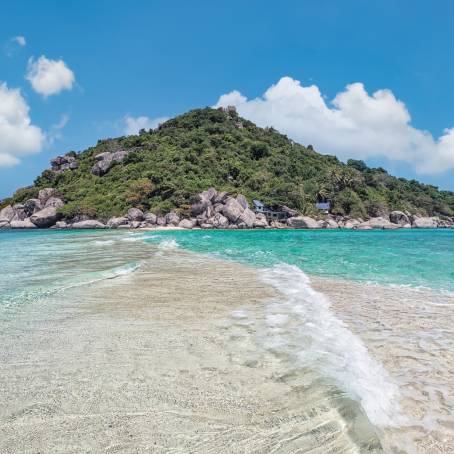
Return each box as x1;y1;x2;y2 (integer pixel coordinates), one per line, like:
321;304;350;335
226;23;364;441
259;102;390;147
0;230;151;317
1;228;454;310
145;228;454;292
2;228;454;450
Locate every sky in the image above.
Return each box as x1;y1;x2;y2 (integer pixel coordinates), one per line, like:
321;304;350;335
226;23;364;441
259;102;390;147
1;0;454;198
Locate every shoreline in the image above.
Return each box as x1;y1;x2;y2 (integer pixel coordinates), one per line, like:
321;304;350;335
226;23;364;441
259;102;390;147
0;245;383;453
1;231;453;452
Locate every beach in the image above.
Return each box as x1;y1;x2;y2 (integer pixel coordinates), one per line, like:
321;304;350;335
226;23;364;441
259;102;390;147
1;230;453;453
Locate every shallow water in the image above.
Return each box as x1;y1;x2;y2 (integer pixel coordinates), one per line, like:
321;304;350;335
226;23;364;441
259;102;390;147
1;229;453;452
143;228;454;292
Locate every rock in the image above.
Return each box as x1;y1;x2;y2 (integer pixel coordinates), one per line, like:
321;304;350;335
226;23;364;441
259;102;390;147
253;213;269;228
390;211;410;225
320;219;338;229
0;205;16;222
214;191;229;204
44;197;64;209
343;219;361;229
213;203;224;213
179;219;196;229
204;204;215;219
438;219;454;228
236;194;249;210
71;220;106;229
10;218;37;229
227;224;238;229
117;224;132;229
287;216;320;229
51;154;78;173
0;220;11;229
165;212;180;226
30;207;61;228
24;199;42;216
270;220;287;229
191;188;216;215
107;216;129;228
201;188;217;203
131;221;141;229
144;212;157;224
191;200;209;216
368;217;399;229
38;188;57;204
211;213;229;229
412;217;438;228
355;222;373;230
91;150;130;176
402;223;412;229
156;217;166;226
127;208;144;222
200;223;213;229
12;204;28;220
222;197;244;222
55;221;68;229
238;207;256;227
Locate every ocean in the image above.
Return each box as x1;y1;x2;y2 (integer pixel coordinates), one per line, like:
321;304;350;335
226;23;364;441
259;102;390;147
1;228;453;452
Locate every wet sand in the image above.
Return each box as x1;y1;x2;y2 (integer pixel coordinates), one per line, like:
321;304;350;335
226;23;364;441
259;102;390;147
311;276;454;453
0;249;381;453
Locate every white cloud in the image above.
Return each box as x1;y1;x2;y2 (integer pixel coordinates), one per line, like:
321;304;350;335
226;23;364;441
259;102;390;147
48;114;69;144
13;36;26;46
123;115;168;135
0;82;45;167
215;76;454;175
4;36;26;56
26;55;75;97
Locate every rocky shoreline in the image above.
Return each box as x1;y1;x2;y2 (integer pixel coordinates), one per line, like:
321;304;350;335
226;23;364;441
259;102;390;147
1;187;453;231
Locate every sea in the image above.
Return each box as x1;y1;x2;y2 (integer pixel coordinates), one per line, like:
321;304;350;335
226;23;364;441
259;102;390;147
1;228;453;453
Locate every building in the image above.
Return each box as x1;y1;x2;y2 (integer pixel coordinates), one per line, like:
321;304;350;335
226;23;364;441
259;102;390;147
253;200;291;221
315;201;331;212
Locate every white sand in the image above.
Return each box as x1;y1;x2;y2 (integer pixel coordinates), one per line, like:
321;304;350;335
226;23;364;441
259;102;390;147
0;250;381;453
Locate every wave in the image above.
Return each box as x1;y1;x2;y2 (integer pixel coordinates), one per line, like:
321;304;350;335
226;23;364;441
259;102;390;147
157;239;179;250
260;263;406;427
1;262;141;313
121;234;149;243
92;239;116;246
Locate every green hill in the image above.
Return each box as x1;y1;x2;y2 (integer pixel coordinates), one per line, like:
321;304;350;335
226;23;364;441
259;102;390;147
3;107;454;221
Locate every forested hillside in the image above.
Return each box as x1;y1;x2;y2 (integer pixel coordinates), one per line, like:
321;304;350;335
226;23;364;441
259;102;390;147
3;107;454;220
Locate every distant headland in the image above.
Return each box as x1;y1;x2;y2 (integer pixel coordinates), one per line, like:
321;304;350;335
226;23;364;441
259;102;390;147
1;107;453;230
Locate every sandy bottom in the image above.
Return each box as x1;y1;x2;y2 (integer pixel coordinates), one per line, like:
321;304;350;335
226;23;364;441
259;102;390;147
0;249;381;453
311;277;454;453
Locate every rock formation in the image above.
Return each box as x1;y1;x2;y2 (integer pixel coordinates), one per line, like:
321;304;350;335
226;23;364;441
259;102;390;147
91;150;131;176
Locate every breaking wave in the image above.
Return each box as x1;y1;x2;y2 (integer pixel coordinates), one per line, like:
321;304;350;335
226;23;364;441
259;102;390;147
260;263;406;427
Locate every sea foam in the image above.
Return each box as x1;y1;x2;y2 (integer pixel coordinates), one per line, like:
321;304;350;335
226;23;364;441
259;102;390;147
260;263;405;427
157;239;179;250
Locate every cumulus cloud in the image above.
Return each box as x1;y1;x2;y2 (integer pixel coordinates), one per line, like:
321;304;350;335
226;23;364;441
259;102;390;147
26;55;75;97
0;82;45;166
215;76;454;174
123;115;168;135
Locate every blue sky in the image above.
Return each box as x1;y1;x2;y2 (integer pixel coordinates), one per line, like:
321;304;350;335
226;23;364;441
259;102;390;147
1;0;454;198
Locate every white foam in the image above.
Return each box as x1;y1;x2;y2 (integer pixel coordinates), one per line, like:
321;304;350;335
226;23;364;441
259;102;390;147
92;239;115;246
157;239;179;250
61;262;140;291
260;263;406;427
121;234;147;243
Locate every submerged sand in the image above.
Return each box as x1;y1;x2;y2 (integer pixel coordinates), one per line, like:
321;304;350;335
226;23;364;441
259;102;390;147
0;248;382;453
